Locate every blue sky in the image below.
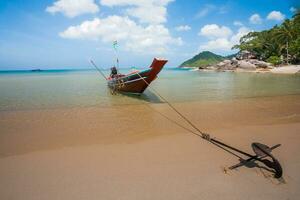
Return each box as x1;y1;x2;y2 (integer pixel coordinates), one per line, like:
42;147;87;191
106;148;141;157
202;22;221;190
0;0;298;69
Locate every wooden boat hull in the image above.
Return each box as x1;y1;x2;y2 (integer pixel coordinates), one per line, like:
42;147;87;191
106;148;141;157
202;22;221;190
107;58;167;94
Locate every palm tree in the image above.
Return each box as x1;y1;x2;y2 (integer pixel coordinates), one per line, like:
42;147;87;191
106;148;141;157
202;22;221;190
274;20;295;43
293;9;300;25
273;20;296;63
293;10;300;39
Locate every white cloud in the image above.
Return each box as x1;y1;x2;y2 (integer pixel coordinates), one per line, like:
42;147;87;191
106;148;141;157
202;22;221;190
100;0;173;7
175;25;191;31
199;38;232;51
249;14;262;24
60;16;182;54
195;4;228;18
290;7;297;13
199;25;251;52
196;4;216;18
100;0;173;24
218;5;229;14
199;24;232;39
46;0;99;18
57;0;177;54
230;27;251;44
126;4;167;24
267;11;285;21
233;21;243;26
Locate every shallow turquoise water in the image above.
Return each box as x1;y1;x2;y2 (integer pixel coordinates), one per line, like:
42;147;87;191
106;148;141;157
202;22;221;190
0;68;300;111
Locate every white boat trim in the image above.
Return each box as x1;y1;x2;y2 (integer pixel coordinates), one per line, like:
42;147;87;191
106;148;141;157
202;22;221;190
123;77;147;84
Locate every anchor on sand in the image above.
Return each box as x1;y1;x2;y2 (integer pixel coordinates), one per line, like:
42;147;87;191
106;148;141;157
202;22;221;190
203;133;283;178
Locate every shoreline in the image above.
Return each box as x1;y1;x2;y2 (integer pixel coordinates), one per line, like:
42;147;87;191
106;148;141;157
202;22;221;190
1;92;300;113
183;64;300;74
1;94;300;156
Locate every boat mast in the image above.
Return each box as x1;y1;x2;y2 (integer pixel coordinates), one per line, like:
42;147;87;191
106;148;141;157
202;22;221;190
113;40;119;69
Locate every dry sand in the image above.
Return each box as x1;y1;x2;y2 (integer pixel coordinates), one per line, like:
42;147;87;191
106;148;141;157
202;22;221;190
271;65;300;74
1;95;300;199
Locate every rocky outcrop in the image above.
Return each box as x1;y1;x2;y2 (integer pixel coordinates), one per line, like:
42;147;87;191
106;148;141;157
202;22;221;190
207;58;273;72
247;59;272;68
237;60;256;70
216;59;236;70
194;54;300;74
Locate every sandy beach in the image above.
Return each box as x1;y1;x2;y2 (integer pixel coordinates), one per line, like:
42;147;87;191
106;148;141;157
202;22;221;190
271;65;300;74
1;0;300;199
1;95;300;199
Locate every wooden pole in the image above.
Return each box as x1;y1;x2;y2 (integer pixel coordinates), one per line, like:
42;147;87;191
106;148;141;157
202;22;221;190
287;41;289;64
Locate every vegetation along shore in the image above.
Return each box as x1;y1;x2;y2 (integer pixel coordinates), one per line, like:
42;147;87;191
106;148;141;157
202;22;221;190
180;11;300;74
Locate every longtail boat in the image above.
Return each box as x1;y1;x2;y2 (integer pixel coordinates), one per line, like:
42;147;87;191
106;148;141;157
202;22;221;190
107;58;167;94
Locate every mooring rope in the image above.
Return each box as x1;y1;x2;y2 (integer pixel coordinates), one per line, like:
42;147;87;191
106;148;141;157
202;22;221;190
134;72;209;139
90;60;107;80
133;71;264;161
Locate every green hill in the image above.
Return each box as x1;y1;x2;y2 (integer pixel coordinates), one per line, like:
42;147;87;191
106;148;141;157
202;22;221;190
179;51;225;68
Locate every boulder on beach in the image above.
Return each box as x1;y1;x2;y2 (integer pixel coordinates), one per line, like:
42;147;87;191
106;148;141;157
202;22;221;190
248;59;271;68
217;59;236;70
237;60;256;70
231;57;238;65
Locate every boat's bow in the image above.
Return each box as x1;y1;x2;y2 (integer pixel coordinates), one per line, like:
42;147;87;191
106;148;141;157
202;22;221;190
108;58;167;94
145;58;168;83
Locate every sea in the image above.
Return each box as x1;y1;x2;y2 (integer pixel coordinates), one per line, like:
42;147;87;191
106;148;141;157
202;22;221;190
1;68;300;111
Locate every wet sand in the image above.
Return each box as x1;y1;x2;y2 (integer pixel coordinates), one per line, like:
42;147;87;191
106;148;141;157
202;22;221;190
1;95;300;199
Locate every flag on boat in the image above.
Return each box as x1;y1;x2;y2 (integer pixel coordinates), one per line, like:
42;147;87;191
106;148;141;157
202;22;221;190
113;40;118;50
